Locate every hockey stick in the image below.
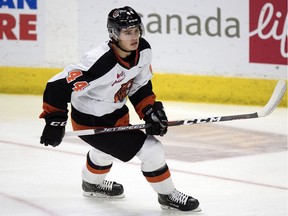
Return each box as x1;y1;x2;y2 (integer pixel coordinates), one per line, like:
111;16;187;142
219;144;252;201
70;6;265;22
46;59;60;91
65;80;286;137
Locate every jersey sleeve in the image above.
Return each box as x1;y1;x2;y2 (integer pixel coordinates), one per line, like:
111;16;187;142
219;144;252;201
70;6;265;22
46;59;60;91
129;80;156;119
128;38;156;119
39;71;72;118
40;43;109;118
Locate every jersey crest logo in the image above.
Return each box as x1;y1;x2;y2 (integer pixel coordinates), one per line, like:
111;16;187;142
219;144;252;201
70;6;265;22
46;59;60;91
112;71;126;86
114;78;134;103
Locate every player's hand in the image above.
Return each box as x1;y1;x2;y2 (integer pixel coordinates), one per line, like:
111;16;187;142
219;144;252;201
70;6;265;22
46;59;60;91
143;101;168;136
40;112;68;147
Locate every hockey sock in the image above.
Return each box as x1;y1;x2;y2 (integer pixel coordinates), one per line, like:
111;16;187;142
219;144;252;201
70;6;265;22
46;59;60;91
142;164;175;194
82;151;113;184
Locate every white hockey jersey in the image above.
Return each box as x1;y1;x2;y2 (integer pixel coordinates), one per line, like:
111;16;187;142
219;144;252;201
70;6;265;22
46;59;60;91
40;38;156;129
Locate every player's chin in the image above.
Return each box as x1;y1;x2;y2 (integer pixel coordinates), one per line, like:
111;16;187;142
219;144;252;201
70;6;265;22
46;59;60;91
129;42;139;50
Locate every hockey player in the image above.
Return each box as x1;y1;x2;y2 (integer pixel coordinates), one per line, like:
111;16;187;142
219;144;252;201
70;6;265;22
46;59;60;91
39;6;200;212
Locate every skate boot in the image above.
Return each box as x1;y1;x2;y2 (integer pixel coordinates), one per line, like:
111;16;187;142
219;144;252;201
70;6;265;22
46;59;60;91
158;189;201;212
82;180;125;198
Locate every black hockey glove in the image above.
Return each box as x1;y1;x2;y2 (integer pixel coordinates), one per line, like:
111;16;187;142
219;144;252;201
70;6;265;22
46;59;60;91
40;111;68;147
143;101;168;136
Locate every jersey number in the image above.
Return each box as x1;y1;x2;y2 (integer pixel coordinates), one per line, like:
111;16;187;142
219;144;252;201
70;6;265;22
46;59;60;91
66;70;89;92
73;81;89;91
66;70;82;83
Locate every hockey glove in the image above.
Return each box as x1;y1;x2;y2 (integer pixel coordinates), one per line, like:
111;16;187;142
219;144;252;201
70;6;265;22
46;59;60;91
40;111;68;147
143;101;168;136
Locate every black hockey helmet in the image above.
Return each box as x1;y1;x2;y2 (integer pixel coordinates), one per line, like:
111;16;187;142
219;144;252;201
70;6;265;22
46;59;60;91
107;6;144;41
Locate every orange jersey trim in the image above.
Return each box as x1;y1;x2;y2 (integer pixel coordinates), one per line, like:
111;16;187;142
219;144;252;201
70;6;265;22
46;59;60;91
39;102;66;118
111;44;140;69
134;94;156;119
71;113;130;131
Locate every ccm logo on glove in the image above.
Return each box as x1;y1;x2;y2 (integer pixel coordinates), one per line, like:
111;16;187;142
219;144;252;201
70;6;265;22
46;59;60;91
50;121;67;127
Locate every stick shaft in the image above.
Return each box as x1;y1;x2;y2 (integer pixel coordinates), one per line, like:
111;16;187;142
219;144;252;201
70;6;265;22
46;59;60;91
65;80;286;137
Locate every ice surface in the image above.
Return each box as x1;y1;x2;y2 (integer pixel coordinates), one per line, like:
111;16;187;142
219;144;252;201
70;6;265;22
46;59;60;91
0;94;287;216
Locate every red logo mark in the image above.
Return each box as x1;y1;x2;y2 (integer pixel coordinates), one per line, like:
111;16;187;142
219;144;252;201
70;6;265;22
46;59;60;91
249;0;287;65
111;71;126;86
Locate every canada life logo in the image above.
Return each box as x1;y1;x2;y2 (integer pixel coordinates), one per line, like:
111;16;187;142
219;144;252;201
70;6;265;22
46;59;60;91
249;0;287;65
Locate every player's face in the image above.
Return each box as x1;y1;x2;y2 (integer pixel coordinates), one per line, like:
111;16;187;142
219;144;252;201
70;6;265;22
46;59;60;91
118;26;141;51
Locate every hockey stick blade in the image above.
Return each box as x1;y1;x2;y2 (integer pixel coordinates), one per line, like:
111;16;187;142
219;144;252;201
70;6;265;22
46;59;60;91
65;80;286;137
257;80;286;117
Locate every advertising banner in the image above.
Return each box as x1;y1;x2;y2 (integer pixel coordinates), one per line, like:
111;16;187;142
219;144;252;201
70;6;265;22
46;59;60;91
0;0;45;66
0;0;286;79
79;0;287;79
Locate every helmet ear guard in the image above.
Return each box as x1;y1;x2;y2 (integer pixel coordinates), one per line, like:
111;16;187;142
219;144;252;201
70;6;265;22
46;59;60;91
107;6;144;42
108;27;120;42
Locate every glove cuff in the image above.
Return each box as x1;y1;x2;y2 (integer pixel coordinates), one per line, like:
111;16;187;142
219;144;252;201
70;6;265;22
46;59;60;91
44;111;68;127
142;104;153;121
153;101;164;110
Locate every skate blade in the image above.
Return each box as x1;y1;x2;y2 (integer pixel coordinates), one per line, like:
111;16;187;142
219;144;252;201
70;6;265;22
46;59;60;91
160;205;202;212
83;191;125;199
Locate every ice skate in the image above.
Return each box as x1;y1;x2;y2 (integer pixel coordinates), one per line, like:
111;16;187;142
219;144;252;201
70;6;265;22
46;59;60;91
82;180;125;198
158;189;201;212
